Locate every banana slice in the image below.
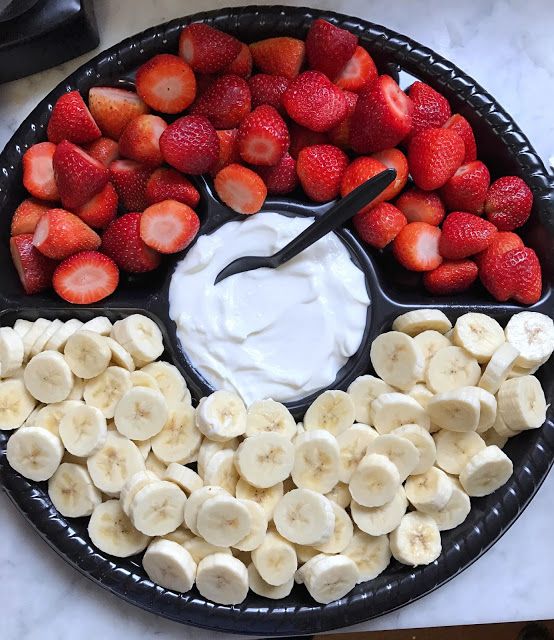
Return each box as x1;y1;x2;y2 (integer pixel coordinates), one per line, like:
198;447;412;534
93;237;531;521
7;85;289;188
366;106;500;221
343;529;391;583
247;562;294;599
13;318;32;338
434;430;486;475
81;316;112;336
482;428;508;449
370;331;425;390
104;337;135;372
114;387;169;440
303;390;355;436
24;351;73;403
67;376;85;400
48;462;102;517
367;434;420;482
414;330;452;373
233;499;268;552
151;402;201;464
203;448;240;494
371;393;430;434
196;494;251;547
64;330;112;380
196;390;247;441
184;486;229;535
475;388;497;432
291;429;340;493
404;466;453;512
336;423;378;483
459;445;513;497
130;480;187;536
347;375;394;425
6;426;63;481
391;424;436;474
493;410;520;438
235;432;294;488
87;431;145;494
112;314;164;365
196;553;248;605
452;313;506;363
0;327;24;377
0;378;36;429
504;311;554;367
274;488;335;545
389;511;442;566
427;387;481;432
235;478;283;519
59;404;107;456
350;486;408;536
30;319;63;358
197;437;239;478
32;400;83;436
22;319;51;361
120;470;159;516
295;544;320;565
497;375;547;431
408;384;434;409
45;319;83;352
301;554;359;604
426;346;481;393
140;362;188;409
130;370;158;389
145;451;167;478
325;481;351;509
349;452;400;507
83;366;132;419
183;536;232;563
507;363;542;378
313;502;353;554
88;499;150;557
478;342;520;394
393;309;452;336
425;479;471;531
164;463;203;495
142;538;196;592
245;399;296;439
163;525;192;545
251;529;298;586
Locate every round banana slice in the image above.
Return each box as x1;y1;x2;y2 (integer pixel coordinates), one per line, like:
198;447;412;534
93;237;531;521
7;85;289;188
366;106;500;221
434;430;486;475
427;387;481;432
408;384;434;409
349;452;400;507
48;462;101;517
343;529;391;583
475;387;497;432
452;313;505;363
405;466;453;512
478;342;520;394
313;502;353;554
336;423;378;483
248;562;294;599
234;499;268;552
33;400;83;436
0;378;36;429
196;553;248;605
235;432;294;488
142;538;196;593
24;350;73;403
504;311;554;367
251;530;297;586
130;370;158;389
45;319;83;352
88;499;150;558
371;393;430;434
162;525;192;545
246;399;297;439
350;486;408;536
0;326;24;377
390;511;442;566
291;429;340;493
301;554;359;604
303;390;355;436
29;319;61;358
22;319;51;361
83;366;132;419
87;431;145;494
425;480;471;531
164;463;203;495
295;544;320;565
130;480;187;536
497;375;547;431
104;337;135;372
203;448;240;494
346;375;394;425
274;488;335;545
426;346;481;393
493;410;520;438
413;330;452;373
235;478;283;519
184;486;229;535
392;309;452;336
6;426;63;481
196;437;239;478
114;387;169;440
325;481;351;509
459;445;513;497
151;402;200;464
112;314;164;365
367;434;420;482
196;494;251;547
120;470;159;516
391;424;436;474
13;318;32;338
59;404;107;457
370;331;425;390
64;331;112;379
67;376;85;400
140;362;188;409
196;390;247;441
183;536;232;563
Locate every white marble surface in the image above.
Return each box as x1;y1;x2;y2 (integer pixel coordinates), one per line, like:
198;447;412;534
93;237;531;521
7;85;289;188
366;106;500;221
1;0;553;638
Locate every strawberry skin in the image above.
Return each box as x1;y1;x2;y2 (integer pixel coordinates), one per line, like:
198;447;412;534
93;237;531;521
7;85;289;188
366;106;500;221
408;127;465;191
353;202;407;249
443;114;477;163
47;91;100;145
289;124;328;159
439;211;497;259
485;176;533;231
474;231;524;269
480;246;542;304
33;208;101;260
146;168;200;208
407;81;451;141
190;74;251;129
10;234;57;295
423;259;478;295
305;18;358;79
83;137;119;167
328;90;358;150
75;183;118;229
340;156;388;212
256;153;298;195
237;105;290;166
22;142;59;202
395;188;445;226
371;148;409;201
160;115;219;175
102;212;161;273
393;222;443;272
225;43;253;78
179;23;242;74
211;129;241;176
118;114;167;167
297;144;349;202
440;161;490;214
88;87;149;140
109;159;152;212
11;199;50;236
249;74;290;112
140;200;200;254
334;46;378;93
53;251;119;304
214;164;267;215
249;37;305;79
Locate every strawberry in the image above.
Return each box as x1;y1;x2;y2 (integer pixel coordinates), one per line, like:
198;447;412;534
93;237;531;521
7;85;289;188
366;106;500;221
140;200;200;254
83;137;119;167
328;91;358;149
190;74;251;129
305;19;357;79
75;183;118;229
340;156;388;212
225;42;253;78
439;211;497;259
256;153;298;195
214;164;267;214
211;129;241;176
297;144;349;202
88;87;149;140
102;212;161;273
353;202;407;249
135;53;196;114
109;159;152;211
480;246;542;304
22;142;59;202
11;199;50;236
408;127;465;191
145;168;200;208
53;251;119;304
440;161;490;214
334;46;378;93
118;114;167;166
283;71;348;132
179;23;242;74
406;81;451;141
249;37;305;80
443;114;477;163
371;148;409;201
484;176;533;230
33;208;101;260
349;75;413;153
474;231;524;269
392;222;443;271
10;234;57;295
423;259;478;295
237;105;289;166
248;74;290;112
160;115;219;175
395;187;445;226
289;124;328;159
47;91;100;145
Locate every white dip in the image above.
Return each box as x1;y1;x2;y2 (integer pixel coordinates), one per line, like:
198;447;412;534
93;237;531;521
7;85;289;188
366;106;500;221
169;211;370;405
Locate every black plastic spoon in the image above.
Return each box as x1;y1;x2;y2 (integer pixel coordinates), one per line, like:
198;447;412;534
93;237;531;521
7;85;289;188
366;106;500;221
214;168;397;284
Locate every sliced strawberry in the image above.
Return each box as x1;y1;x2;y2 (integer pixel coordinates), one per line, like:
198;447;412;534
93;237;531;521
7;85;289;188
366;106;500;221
480;246;542;305
256;153;298;195
395;188;445;226
22;142;59;202
248;74;290;112
160;115;219;175
189;74;251;129
353;202;407;249
340;156;388;212
289;124;328;159
135;54;196;114
371;148;409;201
53;251;119;304
146;168;200;208
249;37;305;80
393;222;443;272
75;183;118;229
328;90;358;150
484;176;533;231
33;208;101;260
47;91;101;145
334;46;378;93
83;137;119;166
109;159;152;211
475;231;524;269
118;114;167;166
423;259;478;295
10;234;57;295
443;114;477;163
88;87;149;140
214;164;267;215
179;23;242;74
408;127;465;191
225;43;253;78
102;212;161;273
297;144;349;203
211;129;241;176
11;199;50;236
140;200;200;254
440;161;490;214
439;211;497;259
237;105;289;166
305;19;357;79
406;81;451;141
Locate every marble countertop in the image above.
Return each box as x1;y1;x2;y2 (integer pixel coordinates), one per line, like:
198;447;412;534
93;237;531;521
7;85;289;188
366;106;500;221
1;0;553;638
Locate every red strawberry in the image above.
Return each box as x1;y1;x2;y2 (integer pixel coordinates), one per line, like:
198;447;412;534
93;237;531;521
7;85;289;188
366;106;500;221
139;200;200;254
439;211;497;259
249;37;305;80
109;159;152;212
349;75;413;153
88;87;149;140
190;74;251;129
480;246;542;304
297;144;349;202
440;161;490;214
10;234;57;295
53;251;119;304
33;208;101;260
75;183;118;229
53;141;109;209
83;137;119;167
11;199;50;236
423;259;478;295
340;156;388;212
256;153;298;195
160;115;219;175
118;114;167;166
328;91;358;149
283;71;348;133
145;168;200;208
395;188;445;226
485;176;533;231
248;74;289;112
47;91;100;145
475;231;524;269
393;222;443;271
371;148;409;201
305;19;357;79
443;114;477;163
334;46;378;93
22;142;59;202
406;81;451;141
237;105;289;166
408;127;465;191
214;164;267;215
225;43;253;78
135;54;196;114
102;212;161;273
289;124;328;159
353;202;407;249
179;23;242;74
211;129;240;176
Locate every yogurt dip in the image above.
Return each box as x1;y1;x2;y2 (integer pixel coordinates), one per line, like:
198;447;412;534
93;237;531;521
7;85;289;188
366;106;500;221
169;211;370;405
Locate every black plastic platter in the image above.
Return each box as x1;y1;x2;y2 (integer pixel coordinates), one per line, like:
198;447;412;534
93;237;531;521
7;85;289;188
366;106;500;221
0;5;553;636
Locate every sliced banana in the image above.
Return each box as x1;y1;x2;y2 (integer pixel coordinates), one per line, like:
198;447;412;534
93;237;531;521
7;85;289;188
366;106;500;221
21;403;43;428
426;346;481;393
475;387;497;432
233;499;268;552
507;363;541;378
349;452;400;507
504;311;554;367
88;499;150;557
183;536;232;563
196;494;251;547
203;448;239;494
59;404;107;457
140;362;188;409
196;437;239;478
350;486;408;536
67;376;85;400
251;530;297;586
196;390;247;441
425;479;471;531
145;451;167;478
274;488;335;545
414;330;452;373
130;480;187;536
343;529;391;583
114;387;168;440
313;502;353;554
0;327;24;377
235;432;294;488
404;466;453;512
30;319;63;358
120;470;159;516
459;445;513;497
45;319;83;352
33;400;83;436
13;318;33;338
87;431;145;494
478;342;520;394
371;392;430;434
130;370;158;389
48;462;101;517
336;423;378;483
150;402;200;464
235;478;283;519
367;434;420;482
81;316;112;336
325;481;351;509
291;429;340;493
22;318;51;361
163;525;192;545
113;314;164;365
164;463;203;495
105;337;135;372
184;486;229;535
497;375;547;431
391;424;436;474
493;410;520;438
370;331;425;390
301;553;359;604
248;562;294;599
0;378;36;429
196;553;248;605
427;387;481;432
24;350;73;403
6;425;63;481
452;313;505;363
408;384;434;409
434;430;486;475
83;366;132;419
393;309;452;336
389;511;441;566
303;389;355;436
64;330;112;380
295;543;320;565
245;399;296;439
142;538;196;592
347;375;394;425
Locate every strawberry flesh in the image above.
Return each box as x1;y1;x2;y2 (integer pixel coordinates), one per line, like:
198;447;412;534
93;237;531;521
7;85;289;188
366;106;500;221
33;208;101;260
249;37;305;80
393;222;443;272
371;148;409;201
179;23;242;74
53;251;119;304
237;105;290;166
211;129;241;176
88;87;149;140
395;188;445;226
83;137;120;167
139;200;200;254
136;53;197;114
119;114;167;166
214;164;267;215
11;199;50;236
334;46;378;93
225;43;253;78
22;142;59;202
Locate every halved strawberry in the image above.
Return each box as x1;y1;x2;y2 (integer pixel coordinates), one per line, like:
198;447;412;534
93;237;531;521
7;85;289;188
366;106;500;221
423;259;479;295
249;37;305;79
305;18;357;79
140;200;200;254
408;127;465;191
248;74;290;112
160;115;219;175
179;23;242;74
256;153;298;195
439;211;497;259
53;251;119;304
10;234;57;295
289;124;328;159
395;188;445;226
406;81;451;141
190;74;251;129
440;161;490;214
371;148;409;201
443;114;477;163
328;91;358;149
75;183;118;229
135;54;196;114
83;137;120;166
146;168;200;208
334;46;378;93
11;199;50;236
214;164;267;214
485;176;533;231
22;142;59;202
340;156;388;212
33;208;101;260
109;159;152;211
102;212;161;273
47;91;101;145
353;202;407;249
237;105;289;166
225;42;253;78
211;129;241;176
297;144;349;203
88;87;149;140
392;222;443;271
118;114;167;166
